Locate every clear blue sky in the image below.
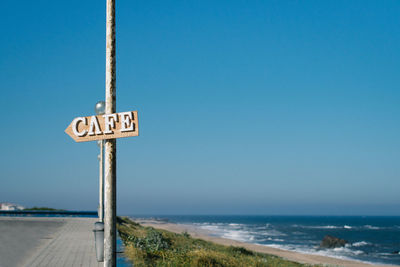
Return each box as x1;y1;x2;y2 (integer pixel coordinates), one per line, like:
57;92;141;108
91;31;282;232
1;0;399;215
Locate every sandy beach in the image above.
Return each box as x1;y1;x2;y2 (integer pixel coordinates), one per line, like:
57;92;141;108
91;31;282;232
133;218;399;267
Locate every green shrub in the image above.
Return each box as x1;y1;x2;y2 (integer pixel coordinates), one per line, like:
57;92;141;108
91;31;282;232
227;246;254;256
138;229;170;252
182;231;191;238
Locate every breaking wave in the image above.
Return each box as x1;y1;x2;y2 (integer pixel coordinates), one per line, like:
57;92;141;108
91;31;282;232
174;216;400;266
351;241;371;247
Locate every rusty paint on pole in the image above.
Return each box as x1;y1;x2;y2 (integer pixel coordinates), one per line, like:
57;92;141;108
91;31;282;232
104;0;117;266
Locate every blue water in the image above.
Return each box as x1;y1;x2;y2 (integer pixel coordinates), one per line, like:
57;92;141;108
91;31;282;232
117;236;132;266
0;210;97;217
135;215;400;266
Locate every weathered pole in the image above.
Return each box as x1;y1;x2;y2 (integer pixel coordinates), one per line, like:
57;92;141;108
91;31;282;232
104;0;117;266
99;140;104;222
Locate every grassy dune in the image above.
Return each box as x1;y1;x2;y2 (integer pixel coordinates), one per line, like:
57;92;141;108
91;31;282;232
117;217;318;267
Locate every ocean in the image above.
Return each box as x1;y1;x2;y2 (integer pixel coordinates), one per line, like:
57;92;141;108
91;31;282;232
138;215;400;266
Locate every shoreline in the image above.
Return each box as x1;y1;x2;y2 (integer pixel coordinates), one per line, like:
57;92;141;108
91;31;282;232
133;218;399;267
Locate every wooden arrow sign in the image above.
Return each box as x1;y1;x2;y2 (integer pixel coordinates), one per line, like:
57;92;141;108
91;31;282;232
65;110;139;142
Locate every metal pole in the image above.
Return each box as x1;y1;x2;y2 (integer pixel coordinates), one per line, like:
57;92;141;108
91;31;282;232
104;0;116;266
99;140;104;222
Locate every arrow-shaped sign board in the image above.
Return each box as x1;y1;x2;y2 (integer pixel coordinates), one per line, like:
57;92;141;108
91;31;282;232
65;110;138;142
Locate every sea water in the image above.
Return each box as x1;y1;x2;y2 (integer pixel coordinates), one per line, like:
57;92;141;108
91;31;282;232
140;215;400;266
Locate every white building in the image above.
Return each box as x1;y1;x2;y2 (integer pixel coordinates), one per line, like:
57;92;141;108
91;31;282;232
0;203;25;211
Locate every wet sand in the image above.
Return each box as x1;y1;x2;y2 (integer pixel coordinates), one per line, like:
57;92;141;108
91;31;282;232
134;219;399;267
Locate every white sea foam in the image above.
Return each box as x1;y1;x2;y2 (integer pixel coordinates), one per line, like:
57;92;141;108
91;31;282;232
263;244;371;264
296;225;356;230
300;224;382;230
186;219;398;266
254;224;272;231
194;222;224;226
318;225;339;229
197;223;256;243
266;237;284;242
352;241;370;247
197;222;287;243
192;221;389;266
200;225;220;231
315;225;339;229
296;225;340;229
377;252;399;256
222;230;254;242
260;229;286;237
364;225;380;230
292;231;306;235
333;247;364;255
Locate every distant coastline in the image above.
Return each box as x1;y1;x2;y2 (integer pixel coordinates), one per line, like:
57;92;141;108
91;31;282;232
24;206;66;211
0;210;97;217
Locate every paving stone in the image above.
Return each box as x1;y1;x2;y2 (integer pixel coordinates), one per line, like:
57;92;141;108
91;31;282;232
0;217;102;267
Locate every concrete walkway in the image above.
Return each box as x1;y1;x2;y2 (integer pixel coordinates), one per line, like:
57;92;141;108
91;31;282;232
0;217;103;267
